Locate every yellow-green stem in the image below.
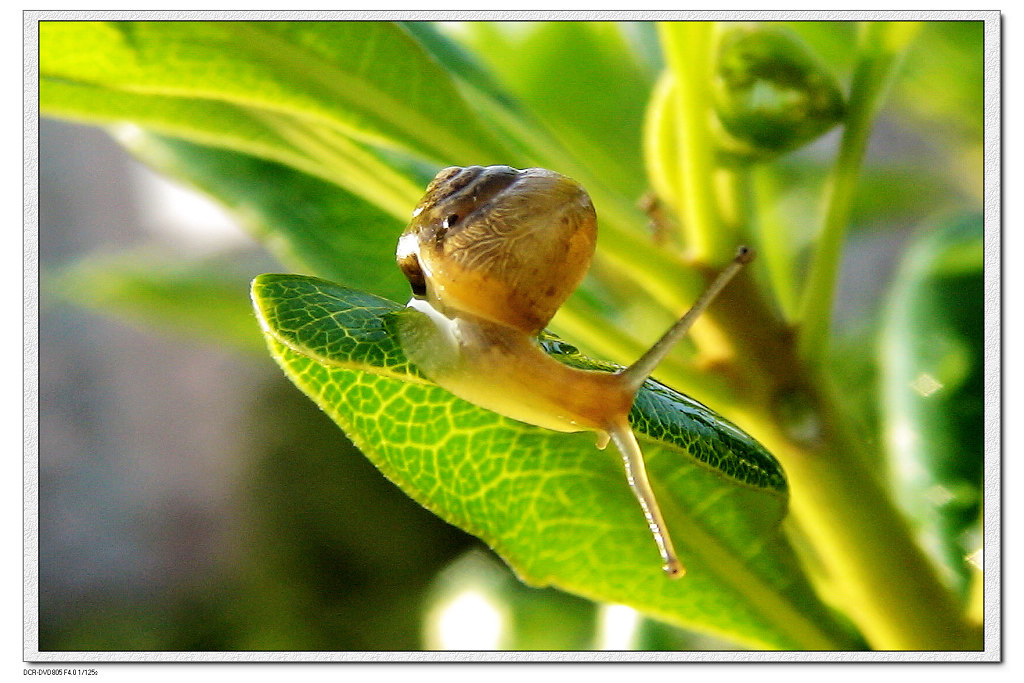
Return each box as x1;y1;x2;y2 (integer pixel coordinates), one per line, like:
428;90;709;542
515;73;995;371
658;22;732;264
798;22;923;362
703;256;977;650
752;167;801;322
748;401;981;650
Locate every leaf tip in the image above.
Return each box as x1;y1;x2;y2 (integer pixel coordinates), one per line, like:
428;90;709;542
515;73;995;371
250;273;286;339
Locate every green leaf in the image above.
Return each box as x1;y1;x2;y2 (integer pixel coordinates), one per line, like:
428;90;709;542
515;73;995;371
41;20;701;340
450;22;654;198
40;21;496;223
116;132;415;303
880;213;984;596
251;273;862;650
397;22;521;111
42;77;426;222
40;21;510;167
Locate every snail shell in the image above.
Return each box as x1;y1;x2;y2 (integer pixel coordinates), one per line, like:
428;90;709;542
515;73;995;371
396;165;597;334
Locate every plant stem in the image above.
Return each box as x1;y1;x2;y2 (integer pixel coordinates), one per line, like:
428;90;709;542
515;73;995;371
797;22;923;363
658;22;733;264
698;250;977;649
747;387;981;650
752;167;800;322
714;164;753;240
650;22;966;648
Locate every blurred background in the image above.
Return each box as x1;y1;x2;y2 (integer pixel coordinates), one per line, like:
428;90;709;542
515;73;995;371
38;120;483;651
40;120;723;652
35;19;986;652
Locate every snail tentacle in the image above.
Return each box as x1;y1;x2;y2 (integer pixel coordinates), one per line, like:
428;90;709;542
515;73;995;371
620;245;754;393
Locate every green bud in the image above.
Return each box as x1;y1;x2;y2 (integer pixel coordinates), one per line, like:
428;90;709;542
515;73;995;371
712;24;846;160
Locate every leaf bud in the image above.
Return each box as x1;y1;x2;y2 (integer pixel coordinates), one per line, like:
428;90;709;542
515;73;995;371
711;24;846;161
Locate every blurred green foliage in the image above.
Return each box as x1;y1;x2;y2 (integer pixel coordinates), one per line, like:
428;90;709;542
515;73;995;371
38;19;986;652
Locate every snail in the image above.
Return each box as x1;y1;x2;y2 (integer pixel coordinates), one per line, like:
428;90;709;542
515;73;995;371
396;165;752;578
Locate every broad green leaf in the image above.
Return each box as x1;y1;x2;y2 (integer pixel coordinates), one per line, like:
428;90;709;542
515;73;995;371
116;132;415;303
251;273;862;650
40;78;298;163
395;23;580;185
880;213;984;596
450;22;653;198
42;78;425;221
398;22;521;111
40;21;511;166
41;19;702;340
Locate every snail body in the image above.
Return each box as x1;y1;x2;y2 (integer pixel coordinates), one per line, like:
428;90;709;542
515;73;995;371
397;165;752;578
400;296;632;438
